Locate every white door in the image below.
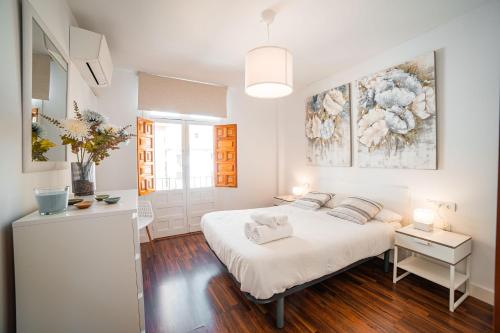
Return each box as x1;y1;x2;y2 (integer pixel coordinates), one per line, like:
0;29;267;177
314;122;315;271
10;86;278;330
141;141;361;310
187;124;216;232
150;120;215;238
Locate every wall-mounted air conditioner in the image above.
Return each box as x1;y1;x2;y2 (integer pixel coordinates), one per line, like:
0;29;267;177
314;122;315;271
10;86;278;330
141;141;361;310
70;26;113;87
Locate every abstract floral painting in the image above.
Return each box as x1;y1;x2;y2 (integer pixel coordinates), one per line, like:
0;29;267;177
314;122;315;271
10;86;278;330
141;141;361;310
305;83;351;166
356;52;436;169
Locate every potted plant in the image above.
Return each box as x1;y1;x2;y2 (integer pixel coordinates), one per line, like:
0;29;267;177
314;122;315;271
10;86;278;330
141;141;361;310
43;101;133;196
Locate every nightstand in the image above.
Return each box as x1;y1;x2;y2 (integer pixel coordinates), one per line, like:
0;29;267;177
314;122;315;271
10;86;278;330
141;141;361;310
393;224;472;312
273;195;296;206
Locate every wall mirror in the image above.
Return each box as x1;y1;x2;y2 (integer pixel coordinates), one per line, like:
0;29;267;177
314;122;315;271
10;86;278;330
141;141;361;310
22;0;69;172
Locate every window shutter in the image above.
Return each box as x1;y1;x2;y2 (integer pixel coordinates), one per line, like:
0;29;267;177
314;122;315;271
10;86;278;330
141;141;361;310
137;117;155;196
214;124;237;187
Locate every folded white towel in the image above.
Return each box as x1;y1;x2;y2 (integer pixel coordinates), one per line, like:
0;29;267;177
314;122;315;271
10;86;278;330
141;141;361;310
244;222;293;245
250;212;288;228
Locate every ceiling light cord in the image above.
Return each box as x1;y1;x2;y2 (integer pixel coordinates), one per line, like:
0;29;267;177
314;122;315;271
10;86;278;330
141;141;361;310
261;8;275;44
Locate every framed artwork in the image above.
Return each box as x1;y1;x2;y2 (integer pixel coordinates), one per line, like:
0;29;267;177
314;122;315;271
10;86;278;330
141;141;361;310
356;52;437;169
305;83;351;166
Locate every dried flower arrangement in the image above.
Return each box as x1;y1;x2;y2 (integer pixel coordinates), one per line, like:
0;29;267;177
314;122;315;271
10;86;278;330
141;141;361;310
43;101;134;195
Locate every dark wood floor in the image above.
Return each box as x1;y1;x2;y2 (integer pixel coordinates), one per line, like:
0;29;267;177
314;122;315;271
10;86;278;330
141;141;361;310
141;233;493;333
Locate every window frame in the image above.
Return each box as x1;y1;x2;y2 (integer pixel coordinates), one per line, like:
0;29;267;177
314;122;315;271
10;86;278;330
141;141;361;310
152;117;217;192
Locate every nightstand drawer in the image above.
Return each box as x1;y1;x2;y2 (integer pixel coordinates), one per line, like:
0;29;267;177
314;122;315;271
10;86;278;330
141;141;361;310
395;233;471;264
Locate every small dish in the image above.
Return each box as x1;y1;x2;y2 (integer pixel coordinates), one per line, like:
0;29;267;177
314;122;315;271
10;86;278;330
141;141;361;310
95;194;110;201
104;197;121;204
74;201;93;209
68;198;84;205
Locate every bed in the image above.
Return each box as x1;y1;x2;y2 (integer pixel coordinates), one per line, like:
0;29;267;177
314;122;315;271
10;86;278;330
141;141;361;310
201;184;409;328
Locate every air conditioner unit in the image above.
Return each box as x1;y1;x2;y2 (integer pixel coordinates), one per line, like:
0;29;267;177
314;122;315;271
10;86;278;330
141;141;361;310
70;26;113;87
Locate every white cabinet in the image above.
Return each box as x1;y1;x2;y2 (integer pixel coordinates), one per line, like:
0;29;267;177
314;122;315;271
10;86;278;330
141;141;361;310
13;190;144;333
393;224;472;312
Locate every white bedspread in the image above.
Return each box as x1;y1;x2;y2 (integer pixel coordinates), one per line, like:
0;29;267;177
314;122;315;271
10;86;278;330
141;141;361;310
201;205;400;300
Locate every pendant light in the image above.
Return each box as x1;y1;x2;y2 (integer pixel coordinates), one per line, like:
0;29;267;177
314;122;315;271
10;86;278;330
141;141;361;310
245;9;293;99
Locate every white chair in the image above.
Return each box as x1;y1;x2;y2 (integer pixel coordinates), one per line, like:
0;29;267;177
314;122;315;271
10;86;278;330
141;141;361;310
138;200;155;250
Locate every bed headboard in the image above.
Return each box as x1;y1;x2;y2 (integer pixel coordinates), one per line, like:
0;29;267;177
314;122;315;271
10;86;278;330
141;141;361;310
317;180;411;224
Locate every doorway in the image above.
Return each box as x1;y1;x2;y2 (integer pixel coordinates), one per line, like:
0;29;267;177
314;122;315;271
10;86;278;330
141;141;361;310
149;120;216;237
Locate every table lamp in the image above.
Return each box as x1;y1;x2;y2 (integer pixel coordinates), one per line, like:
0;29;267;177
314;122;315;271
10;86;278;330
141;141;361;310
413;208;435;232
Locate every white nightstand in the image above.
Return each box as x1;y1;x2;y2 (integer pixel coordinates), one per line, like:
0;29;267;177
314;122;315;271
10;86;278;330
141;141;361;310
393;224;472;312
273;195;296;206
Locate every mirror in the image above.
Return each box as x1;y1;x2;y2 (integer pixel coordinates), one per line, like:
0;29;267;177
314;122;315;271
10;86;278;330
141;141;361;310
31;20;68;162
22;0;69;172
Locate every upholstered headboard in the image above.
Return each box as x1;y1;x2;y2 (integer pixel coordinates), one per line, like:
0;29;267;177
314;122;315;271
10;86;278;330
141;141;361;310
317;180;411;224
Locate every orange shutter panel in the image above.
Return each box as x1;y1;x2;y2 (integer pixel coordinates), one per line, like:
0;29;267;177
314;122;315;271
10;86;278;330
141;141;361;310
137;117;155;196
214;124;237;187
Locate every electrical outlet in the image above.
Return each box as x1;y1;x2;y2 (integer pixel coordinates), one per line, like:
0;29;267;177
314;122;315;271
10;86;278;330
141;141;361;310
427;199;457;212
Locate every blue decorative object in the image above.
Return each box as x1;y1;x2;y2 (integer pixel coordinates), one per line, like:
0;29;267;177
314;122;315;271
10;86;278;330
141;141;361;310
104;197;121;204
34;186;69;215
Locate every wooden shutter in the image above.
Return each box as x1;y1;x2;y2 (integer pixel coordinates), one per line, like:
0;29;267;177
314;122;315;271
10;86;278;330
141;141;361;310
214;124;237;187
137;117;155;196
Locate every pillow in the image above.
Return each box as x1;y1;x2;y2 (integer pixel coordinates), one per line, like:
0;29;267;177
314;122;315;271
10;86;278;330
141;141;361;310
292;191;335;210
327;196;383;224
324;196;337;209
375;208;403;223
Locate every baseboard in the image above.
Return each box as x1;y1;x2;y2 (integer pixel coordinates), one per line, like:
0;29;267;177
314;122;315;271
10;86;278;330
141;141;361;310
470;283;494;305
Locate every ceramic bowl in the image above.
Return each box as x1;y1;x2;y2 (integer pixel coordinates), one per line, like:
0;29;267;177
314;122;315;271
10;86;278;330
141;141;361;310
104;197;121;204
74;201;93;209
95;194;110;201
68;198;84;205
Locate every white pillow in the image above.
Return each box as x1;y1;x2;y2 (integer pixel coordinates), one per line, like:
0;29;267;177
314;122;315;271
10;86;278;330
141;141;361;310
374;208;403;223
327;197;383;224
292;191;335;210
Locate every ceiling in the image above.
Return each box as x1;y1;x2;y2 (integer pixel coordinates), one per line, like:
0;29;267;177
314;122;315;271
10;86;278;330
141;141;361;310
67;0;487;88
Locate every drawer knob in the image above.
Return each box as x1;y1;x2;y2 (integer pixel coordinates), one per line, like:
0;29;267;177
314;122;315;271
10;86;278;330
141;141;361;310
415;240;431;246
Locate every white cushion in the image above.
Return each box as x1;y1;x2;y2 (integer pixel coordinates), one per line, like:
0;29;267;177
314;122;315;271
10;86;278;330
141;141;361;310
327;196;383;224
292;191;335;210
374;208;403;223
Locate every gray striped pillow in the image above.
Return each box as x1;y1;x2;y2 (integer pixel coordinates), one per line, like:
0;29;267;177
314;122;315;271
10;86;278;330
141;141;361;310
292;191;335;210
327;197;383;224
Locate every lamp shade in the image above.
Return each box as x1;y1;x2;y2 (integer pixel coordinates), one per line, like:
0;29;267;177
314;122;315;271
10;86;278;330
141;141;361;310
292;186;303;196
245;46;293;98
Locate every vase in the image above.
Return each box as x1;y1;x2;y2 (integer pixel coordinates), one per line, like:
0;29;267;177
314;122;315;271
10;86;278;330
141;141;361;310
71;162;96;196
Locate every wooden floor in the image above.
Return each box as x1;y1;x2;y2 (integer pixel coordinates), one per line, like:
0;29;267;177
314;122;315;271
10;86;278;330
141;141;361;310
141;233;493;333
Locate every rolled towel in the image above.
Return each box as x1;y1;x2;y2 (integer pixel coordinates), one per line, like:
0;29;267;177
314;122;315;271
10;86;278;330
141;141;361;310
244;222;293;245
250;212;288;228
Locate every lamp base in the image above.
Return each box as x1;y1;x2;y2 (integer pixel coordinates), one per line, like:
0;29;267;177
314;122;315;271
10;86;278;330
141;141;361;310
414;221;433;232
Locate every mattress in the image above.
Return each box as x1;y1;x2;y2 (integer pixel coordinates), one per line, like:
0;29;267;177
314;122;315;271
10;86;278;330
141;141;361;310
201;205;400;300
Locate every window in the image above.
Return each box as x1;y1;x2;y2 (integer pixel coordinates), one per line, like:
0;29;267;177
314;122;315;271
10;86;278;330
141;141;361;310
154;122;183;190
189;124;214;188
154;121;214;191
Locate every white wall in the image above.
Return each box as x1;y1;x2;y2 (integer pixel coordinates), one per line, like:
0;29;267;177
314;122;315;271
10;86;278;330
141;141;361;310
95;69;279;209
216;87;278;210
278;1;500;304
0;0;97;331
96;69;138;191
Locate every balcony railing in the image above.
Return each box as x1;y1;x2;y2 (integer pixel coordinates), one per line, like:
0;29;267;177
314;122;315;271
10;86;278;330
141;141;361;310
156;176;213;191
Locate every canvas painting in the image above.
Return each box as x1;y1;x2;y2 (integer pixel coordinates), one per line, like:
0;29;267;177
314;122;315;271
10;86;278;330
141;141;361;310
356;52;437;169
305;83;351;166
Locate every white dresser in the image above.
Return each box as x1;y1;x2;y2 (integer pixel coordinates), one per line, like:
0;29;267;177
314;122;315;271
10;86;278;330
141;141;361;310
13;190;145;333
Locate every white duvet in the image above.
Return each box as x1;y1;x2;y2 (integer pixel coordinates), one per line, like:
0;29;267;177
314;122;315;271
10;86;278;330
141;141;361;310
201;205;400;300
